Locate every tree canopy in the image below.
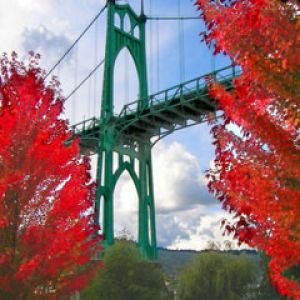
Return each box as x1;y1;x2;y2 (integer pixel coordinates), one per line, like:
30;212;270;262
81;240;171;300
0;53;101;299
196;0;300;297
177;251;257;300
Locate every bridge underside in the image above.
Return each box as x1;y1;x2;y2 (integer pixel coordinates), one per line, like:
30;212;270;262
72;65;237;154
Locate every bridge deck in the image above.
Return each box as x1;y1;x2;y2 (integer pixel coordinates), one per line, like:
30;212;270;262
71;65;239;153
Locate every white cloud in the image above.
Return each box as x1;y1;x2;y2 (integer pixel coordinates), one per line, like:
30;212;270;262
109;140;247;250
153;142;215;214
16;0;52;13
94;140;213;240
114;171;139;238
22;25;72;65
0;0;58;54
110;141;228;247
164;208;243;251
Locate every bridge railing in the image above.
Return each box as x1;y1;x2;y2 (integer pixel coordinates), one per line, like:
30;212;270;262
119;64;240;117
71;117;100;135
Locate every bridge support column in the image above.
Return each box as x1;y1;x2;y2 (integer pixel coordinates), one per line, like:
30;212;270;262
138;142;157;259
94;0;157;259
95;129;115;246
95;136;157;259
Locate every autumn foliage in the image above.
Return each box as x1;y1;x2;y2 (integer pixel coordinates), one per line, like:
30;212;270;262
0;53;101;299
196;0;300;298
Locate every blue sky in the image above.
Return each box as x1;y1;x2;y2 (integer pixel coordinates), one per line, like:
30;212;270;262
0;0;241;250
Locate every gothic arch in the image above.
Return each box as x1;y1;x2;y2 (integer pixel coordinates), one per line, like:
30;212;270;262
112;162;140;195
113;46;141;112
98;1;156;259
113;45;140;79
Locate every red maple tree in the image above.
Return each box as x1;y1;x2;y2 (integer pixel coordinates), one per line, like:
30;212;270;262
0;53;101;299
196;0;300;298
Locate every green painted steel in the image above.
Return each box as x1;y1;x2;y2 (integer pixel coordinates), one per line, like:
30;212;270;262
95;0;157;259
72;65;239;150
70;0;240;260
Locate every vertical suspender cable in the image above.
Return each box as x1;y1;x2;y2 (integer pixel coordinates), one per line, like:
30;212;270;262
210;42;216;72
125;49;129;104
177;0;182;82
57;63;61;80
88;67;92;118
156;19;160;91
93;17;99;116
181;10;186;81
149;0;153;94
178;0;185;82
45;4;107;79
72;44;78;123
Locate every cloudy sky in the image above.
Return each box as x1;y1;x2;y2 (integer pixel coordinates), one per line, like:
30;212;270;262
0;0;242;250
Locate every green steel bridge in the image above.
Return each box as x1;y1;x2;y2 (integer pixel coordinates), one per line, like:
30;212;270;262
72;64;238;153
61;0;239;259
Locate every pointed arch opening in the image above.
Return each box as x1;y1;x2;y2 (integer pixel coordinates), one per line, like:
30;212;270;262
99;195;105;235
133;26;140;39
147;204;152;246
123;14;131;33
113;169;139;241
113;47;140;115
114;13;121;28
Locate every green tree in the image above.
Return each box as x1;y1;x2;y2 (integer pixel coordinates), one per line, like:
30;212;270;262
81;240;171;300
177;251;257;300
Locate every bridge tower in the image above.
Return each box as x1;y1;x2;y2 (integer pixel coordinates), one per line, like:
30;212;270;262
95;0;157;259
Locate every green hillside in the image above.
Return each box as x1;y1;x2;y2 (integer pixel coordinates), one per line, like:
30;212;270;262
157;248;259;278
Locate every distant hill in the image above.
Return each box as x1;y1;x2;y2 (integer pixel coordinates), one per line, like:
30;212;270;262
157;248;259;278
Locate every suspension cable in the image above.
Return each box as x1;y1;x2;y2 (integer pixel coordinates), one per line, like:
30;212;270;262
64;58;105;103
45;4;107;79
